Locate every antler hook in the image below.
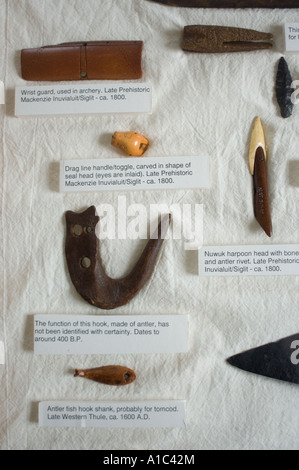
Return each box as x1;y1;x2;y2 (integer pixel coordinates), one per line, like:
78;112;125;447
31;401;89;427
65;206;171;309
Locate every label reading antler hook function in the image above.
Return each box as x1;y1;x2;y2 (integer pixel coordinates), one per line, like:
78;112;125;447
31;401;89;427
34;315;189;355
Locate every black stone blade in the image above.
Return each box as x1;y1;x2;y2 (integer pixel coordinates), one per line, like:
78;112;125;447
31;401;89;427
276;57;294;119
227;334;299;384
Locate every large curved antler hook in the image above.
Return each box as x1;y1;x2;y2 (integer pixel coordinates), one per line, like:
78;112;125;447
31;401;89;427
65;206;171;310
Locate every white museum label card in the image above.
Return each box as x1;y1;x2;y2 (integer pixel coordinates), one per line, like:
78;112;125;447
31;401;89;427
284;23;299;52
198;244;299;277
59;156;210;192
15;83;152;116
39;401;186;429
34;315;189;355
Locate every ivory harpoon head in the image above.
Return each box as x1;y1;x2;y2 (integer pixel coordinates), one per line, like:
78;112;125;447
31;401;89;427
248;116;266;176
249;117;272;238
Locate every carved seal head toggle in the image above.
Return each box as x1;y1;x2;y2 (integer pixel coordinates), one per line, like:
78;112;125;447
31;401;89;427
111;132;149;156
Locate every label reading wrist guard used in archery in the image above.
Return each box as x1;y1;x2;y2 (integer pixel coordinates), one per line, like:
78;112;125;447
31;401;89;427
15;83;152;116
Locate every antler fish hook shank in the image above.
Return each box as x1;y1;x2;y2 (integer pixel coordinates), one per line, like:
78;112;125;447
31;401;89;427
65;206;171;310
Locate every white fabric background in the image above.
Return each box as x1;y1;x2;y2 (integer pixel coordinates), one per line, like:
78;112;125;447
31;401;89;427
0;0;299;451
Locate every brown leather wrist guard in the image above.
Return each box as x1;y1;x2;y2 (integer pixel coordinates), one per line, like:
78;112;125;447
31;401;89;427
21;41;143;81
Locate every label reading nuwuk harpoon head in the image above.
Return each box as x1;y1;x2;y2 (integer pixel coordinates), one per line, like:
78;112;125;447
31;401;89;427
15;83;152;116
199;244;299;277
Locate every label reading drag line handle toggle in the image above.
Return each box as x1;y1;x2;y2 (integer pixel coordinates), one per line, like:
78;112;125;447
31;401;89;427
60;156;210;192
